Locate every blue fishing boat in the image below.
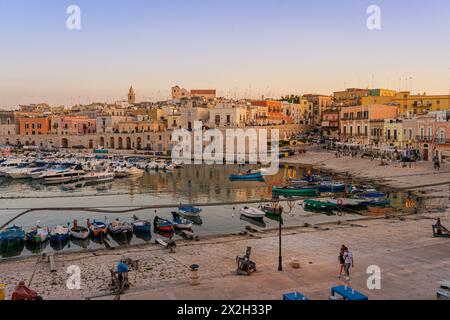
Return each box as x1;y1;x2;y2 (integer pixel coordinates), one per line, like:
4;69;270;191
356;196;390;207
358;191;386;198
0;226;26;244
318;181;346;192
229;171;264;181
131;215;151;233
178;205;202;217
49;225;70;242
171;212;193;230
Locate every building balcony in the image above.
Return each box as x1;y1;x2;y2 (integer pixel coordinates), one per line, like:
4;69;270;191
416;136;433;143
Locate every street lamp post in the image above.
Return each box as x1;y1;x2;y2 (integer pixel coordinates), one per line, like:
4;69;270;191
277;205;283;271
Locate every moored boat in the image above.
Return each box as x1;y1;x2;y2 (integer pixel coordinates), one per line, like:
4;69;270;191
69;220;90;240
302;199;337;212
131;215;151;233
26;225;49;244
318;181;346;192
178;205;202;217
355;196;390;207
88;220;108;237
171;212;193;230
108;219;133;235
272;185;319;197
154;216;174;232
240;206;266;219
229;171;264;181
0;226;26;245
49;225;70;242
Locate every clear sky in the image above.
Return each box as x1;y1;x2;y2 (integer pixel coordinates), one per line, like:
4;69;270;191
0;0;450;108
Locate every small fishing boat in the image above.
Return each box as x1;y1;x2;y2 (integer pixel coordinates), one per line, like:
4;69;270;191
178;205;202;217
88;220;108;237
302;199;337;212
0;226;26;245
108;219;133;235
70;223;90;240
318;181;346;192
240;206;266;219
26;225;49;244
357;191;386;198
49;225;70;242
272;185;319;197
131;215;151;233
171;212;193;230
229;171;264;181
154;216;174;232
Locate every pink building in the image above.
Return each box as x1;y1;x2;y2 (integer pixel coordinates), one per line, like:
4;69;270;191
52;116;97;135
416;112;450;161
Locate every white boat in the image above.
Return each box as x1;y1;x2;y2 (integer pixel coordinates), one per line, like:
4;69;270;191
70;225;90;240
28;168;50;179
240;206;266;219
41;164;85;184
0;159;23;177
42;170;85;184
83;170;115;183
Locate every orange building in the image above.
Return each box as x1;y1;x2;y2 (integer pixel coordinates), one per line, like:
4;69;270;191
18;116;52;135
251;100;283;124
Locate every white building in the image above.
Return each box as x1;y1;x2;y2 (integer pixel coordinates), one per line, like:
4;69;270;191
179;107;210;130
208;103;247;128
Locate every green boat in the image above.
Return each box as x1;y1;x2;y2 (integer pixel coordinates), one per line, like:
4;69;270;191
272;186;319;197
303;199;337;212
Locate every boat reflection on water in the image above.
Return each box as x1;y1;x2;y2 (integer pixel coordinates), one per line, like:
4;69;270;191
1;241;25;258
50;238;70;251
133;230;152;242
71;238;91;249
240;215;267;229
25;240;49;254
109;231;133;246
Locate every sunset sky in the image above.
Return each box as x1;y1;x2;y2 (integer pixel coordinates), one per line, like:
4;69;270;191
1;0;450;108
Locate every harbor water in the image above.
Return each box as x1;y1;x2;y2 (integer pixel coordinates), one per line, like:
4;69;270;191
0;164;417;259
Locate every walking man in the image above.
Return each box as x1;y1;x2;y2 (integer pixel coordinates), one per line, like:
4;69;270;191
343;247;354;281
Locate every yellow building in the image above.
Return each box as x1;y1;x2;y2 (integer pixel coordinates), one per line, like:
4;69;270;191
384;119;404;149
362;91;450;115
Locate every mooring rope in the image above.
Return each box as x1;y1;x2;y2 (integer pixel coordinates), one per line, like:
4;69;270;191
0;196;326;229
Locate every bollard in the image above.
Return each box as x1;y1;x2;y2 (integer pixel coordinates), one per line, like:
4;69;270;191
189;264;200;286
0;284;6;300
290;259;301;269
